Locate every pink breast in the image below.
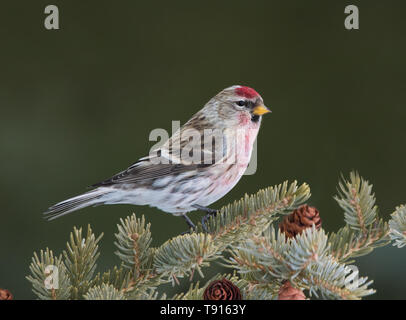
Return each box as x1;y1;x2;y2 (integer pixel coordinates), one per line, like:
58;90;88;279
238;113;250;126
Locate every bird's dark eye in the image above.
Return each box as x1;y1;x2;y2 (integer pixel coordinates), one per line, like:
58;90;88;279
236;100;246;107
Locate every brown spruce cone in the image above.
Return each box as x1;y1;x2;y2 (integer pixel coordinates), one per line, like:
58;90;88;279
203;278;242;300
279;204;321;238
278;281;306;300
0;288;13;300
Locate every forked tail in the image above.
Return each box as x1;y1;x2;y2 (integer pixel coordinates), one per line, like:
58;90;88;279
43;188;111;220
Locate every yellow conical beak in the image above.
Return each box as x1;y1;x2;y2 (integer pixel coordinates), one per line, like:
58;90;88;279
252;105;271;116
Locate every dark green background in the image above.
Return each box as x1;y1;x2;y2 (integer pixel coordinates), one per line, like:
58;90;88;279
1;1;405;299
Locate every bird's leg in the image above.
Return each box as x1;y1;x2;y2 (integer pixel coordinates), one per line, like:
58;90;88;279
181;213;197;234
193;204;218;232
193;204;218;214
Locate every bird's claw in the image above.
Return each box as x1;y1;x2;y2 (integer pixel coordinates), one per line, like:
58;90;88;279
182;206;218;234
201;210;218;233
181;229;194;235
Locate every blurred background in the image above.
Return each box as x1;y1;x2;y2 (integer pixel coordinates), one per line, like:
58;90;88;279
0;0;405;299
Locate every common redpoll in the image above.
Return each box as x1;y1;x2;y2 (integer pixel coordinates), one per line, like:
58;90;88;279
44;85;271;230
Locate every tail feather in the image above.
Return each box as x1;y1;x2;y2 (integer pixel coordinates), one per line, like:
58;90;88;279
43;188;111;220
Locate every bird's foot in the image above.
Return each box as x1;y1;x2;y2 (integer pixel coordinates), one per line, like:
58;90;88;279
193;204;218;214
193;205;218;233
201;213;217;232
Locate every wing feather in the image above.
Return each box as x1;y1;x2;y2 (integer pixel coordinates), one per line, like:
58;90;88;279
91;113;228;187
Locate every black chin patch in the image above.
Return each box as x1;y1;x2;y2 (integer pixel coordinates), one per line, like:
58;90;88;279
251;115;260;123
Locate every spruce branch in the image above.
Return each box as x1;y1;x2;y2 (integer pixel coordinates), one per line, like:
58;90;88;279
329;220;390;263
25;173;406;300
227;226;329;282
200;181;311;248
84;282;164;300
243;283;279;300
114;214;154;277
305;255;375;300
92;264;133;291
285;226;329;274
126;286;166;300
227;225;375;300
63;225;103;299
26;248;71;300
122;274;167;300
173;281;206;300
161;181;311;283
153;233;220;284
334;172;378;232
329;172;390;262
84;283;126;300
113;214;167;298
389;205;406;248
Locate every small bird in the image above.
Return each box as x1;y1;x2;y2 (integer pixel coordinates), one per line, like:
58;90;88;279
44;85;271;230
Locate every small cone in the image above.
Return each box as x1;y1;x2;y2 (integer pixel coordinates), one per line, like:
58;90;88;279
203;278;242;300
279;204;321;238
278;281;306;300
0;288;13;300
